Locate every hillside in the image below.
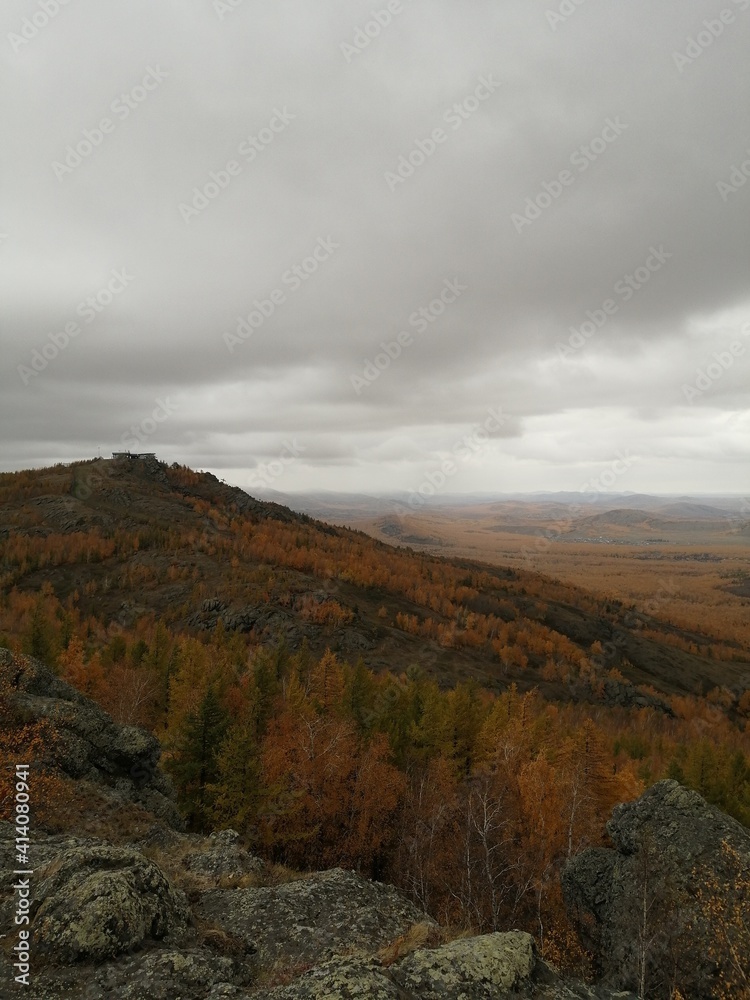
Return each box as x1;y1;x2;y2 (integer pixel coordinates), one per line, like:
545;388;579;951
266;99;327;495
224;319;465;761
1;456;748;704
2;459;750;996
1;649;748;999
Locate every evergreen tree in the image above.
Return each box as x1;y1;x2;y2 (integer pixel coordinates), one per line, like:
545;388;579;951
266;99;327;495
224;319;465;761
25;599;54;663
346;657;377;731
209;717;262;836
167;685;230;829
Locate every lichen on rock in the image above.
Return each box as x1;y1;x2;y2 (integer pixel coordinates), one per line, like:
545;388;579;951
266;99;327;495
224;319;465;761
32;845;190;962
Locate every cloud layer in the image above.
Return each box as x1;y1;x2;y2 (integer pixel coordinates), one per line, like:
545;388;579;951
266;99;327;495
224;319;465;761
2;0;749;495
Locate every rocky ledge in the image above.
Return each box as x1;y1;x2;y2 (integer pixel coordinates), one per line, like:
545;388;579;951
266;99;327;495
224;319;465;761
0;816;636;999
0;649;181;829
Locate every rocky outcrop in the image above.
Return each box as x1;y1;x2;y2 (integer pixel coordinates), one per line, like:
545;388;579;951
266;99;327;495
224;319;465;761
263;934;635;1000
575;676;675;715
187;601;320;648
195;867;436;967
0;815;637;1000
182;829;264;883
393;931;535;997
32;846;190;962
0;648;181;828
563;779;750;998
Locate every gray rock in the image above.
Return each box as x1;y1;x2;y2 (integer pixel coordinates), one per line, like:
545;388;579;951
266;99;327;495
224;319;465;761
0;818;637;1000
22;949;248;1000
195;867;436;968
563;779;750;998
392;930;535;997
32;846;190;962
94;948;249;1000
266;956;400;1000
261;934;637;1000
0;648;182;828
183;829;264;883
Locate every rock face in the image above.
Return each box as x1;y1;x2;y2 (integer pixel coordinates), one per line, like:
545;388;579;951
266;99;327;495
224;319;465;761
195;867;436;966
563;779;750;998
393;931;535;997
0;648;182;828
32;846;190;962
182;829;264;883
0;816;637;1000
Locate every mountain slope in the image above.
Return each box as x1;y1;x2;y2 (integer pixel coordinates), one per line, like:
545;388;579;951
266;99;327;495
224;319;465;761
1;456;748;704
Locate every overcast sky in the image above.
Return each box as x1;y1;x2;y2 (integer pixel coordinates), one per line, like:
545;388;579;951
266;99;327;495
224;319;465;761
2;0;749;496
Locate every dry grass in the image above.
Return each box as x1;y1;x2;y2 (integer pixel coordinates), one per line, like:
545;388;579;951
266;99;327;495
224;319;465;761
378;921;444;965
250;959;316;991
40;780;157;842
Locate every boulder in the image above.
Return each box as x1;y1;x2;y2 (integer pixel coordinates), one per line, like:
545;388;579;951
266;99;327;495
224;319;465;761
563;779;750;998
93;948;250;1000
183;829;264;883
32;846;190;962
195;867;436;967
263;933;637;1000
392;930;535;997
266;956;401;1000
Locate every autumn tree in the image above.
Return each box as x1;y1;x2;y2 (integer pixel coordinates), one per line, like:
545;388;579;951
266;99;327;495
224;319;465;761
557;720;626;859
393;755;461;922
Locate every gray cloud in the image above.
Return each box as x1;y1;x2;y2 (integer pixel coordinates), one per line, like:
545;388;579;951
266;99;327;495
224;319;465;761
1;0;749;494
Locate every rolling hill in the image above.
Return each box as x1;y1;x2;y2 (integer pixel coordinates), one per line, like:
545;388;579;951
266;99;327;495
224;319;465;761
1;455;748;704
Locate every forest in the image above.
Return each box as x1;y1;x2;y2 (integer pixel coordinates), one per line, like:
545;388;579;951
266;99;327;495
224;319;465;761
1;458;749;977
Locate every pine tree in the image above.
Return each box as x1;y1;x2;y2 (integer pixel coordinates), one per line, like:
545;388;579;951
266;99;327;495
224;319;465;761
346;657;377;731
209;717;262;836
167;686;230;829
25;599;54;663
